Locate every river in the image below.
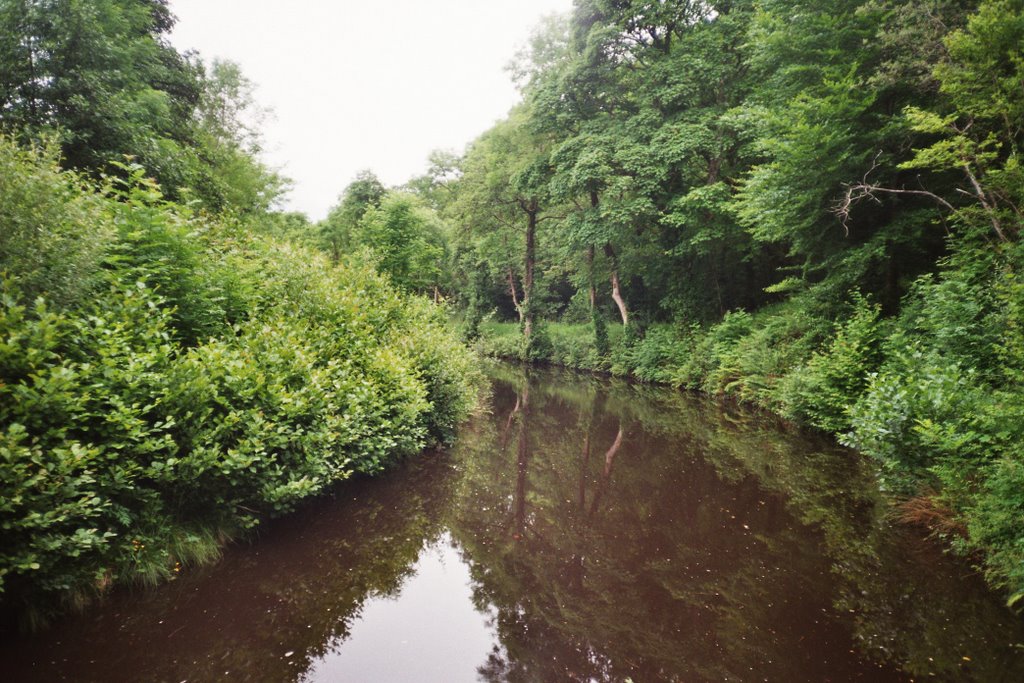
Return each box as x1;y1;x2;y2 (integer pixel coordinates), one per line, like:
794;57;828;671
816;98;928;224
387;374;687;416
4;364;1023;682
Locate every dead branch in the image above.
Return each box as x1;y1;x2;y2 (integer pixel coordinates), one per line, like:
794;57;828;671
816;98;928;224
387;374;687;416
835;151;955;235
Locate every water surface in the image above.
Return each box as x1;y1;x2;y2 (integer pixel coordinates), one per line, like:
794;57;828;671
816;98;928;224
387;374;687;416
4;365;1023;682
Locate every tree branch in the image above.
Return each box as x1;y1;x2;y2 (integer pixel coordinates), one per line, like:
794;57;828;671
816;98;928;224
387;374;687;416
835;152;954;235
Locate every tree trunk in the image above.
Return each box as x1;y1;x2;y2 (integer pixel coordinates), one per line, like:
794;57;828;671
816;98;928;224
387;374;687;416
962;161;1008;242
587;190;599;310
586;245;596;309
588;423;624;518
500;395;521;453
602;426;624;478
604;243;628;326
522;203;537;342
508;267;522;321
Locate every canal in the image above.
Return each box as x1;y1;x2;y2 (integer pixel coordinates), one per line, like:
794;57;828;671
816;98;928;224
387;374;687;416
4;364;1023;681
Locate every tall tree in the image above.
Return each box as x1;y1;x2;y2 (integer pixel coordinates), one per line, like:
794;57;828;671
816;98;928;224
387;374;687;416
319;170;386;262
356;192;448;296
193;59;288;214
456;107;556;349
0;0;202;191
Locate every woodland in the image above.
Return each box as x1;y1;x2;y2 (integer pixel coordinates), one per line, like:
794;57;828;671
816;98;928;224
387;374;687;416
2;0;1024;622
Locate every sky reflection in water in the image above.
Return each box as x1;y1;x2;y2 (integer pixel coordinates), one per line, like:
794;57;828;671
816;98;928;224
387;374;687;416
4;365;1024;682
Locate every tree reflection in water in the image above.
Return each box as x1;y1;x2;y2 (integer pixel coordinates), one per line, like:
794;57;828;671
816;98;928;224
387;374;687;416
4;365;1023;683
451;366;1024;683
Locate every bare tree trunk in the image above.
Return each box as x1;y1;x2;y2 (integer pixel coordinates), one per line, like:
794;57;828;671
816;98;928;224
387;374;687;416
508;267;522;321
602;426;624;478
604;243;629;326
962;162;1008;242
500;395;521;453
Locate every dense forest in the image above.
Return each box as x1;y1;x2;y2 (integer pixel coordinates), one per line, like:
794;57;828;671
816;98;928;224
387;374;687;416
2;0;1024;629
316;0;1024;604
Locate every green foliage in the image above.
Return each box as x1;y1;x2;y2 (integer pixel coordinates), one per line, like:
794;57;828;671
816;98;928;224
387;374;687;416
844;345;984;488
672;310;754;391
0;2;286;214
592;307;609;356
0;138;109;309
355;193;448;294
622;325;689;384
318;170;386;262
0;0;198;181
0;139;479;621
191;59;289;215
781;295;885;432
393;297;485;445
449;0;1024;605
970;445;1024;597
474;321;525;360
6;0;1024;617
103;162;250;345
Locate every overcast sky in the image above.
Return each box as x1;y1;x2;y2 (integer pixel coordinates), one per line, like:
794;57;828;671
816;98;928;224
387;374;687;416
168;0;573;220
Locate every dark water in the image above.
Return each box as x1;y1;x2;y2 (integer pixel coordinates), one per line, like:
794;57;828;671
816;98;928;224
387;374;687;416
4;364;1024;682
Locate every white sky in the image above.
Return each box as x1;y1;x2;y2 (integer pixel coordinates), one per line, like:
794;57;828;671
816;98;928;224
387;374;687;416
168;0;573;220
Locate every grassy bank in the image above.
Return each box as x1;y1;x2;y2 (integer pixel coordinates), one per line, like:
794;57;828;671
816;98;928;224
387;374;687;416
473;238;1024;605
0;139;482;627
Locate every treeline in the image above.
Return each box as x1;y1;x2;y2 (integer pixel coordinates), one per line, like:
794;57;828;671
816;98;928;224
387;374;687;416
378;1;1024;601
0;0;286;215
0;1;479;626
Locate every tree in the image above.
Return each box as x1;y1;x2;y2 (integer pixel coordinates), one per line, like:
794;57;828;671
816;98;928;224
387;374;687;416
319;170;386;262
0;0;203;194
456;107;556;350
0;1;286;214
192;59;289;214
356;192;448;295
402;149;461;211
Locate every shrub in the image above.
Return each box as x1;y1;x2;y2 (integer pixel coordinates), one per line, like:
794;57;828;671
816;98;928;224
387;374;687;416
669;309;753;391
104;165;251;346
0;138;109;310
0;141;480;621
627;325;691;384
780;295;885;432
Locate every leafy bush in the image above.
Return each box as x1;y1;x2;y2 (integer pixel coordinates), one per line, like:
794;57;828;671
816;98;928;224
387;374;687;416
475;321;526;359
394;297;485;445
969;446;1024;603
781;296;885;432
844;346;989;489
0;141;480;621
104;165;252;346
625;325;691;384
671;310;754;391
0;139;109;309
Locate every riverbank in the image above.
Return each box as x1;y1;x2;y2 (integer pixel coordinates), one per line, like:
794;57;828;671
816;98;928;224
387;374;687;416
0;140;483;628
472;254;1024;609
5;365;1022;681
